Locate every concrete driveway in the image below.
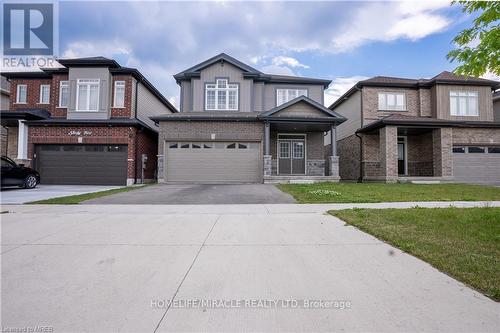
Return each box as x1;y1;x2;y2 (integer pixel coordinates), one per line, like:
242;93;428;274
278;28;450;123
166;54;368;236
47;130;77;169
1;204;498;332
84;184;295;204
0;185;121;204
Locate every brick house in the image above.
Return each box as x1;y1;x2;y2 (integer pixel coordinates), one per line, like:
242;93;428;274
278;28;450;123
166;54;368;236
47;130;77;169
1;57;177;185
329;72;500;184
151;53;346;184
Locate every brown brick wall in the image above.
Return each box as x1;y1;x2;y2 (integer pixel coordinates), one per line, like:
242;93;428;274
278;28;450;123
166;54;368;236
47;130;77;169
407;132;434;176
110;75;133;118
10;78;53;110
452;128;500;145
51;74;69;118
337;134;360;180
136;130;158;180
432;127;453;177
379;126;398;181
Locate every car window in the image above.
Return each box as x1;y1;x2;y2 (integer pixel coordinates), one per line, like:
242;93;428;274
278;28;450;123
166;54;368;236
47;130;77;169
1;158;15;168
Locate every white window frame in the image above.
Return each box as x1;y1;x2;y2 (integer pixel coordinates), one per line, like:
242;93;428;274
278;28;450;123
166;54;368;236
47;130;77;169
205;79;238;111
113;80;126;108
276;88;308;106
16;84;27;104
450;91;478;116
75;79;100;112
58;81;69;108
39;84;50;104
378;92;406;111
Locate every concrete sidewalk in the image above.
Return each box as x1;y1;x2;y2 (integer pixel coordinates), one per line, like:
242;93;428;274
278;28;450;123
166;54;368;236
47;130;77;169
0;185;121;204
1;203;498;332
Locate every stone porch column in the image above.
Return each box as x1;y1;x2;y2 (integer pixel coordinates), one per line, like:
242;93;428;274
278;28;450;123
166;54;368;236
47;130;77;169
263;122;272;176
432;127;453;178
380;126;398;182
328;124;339;177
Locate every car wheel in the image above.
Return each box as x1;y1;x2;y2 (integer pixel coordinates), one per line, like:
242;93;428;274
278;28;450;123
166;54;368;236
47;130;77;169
24;174;38;189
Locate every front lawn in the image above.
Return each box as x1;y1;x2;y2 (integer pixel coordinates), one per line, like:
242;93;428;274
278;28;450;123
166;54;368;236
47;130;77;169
330;207;500;301
278;182;500;203
28;185;147;204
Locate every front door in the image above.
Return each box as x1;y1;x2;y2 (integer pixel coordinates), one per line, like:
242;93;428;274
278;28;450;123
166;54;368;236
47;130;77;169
278;139;305;175
397;137;407;175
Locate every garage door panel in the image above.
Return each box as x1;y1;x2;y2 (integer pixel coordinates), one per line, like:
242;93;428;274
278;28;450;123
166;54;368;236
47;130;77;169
36;145;128;185
453;152;500;183
166;142;261;183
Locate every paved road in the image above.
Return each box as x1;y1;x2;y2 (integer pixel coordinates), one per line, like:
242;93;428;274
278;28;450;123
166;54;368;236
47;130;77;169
84;184;296;204
1;204;498;332
0;185;121;204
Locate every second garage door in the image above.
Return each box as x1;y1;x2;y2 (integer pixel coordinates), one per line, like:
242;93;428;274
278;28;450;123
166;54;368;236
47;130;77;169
453;145;500;184
166;141;261;183
36;144;128;185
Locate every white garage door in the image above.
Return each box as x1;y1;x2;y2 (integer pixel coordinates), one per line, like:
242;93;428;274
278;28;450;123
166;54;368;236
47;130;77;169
166;141;261;183
453;146;500;184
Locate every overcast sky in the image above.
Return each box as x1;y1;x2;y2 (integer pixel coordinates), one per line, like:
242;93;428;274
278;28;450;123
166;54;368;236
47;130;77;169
56;0;484;107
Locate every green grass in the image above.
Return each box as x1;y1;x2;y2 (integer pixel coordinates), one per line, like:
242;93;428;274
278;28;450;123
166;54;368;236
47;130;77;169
278;182;500;203
28;185;147;204
330;207;500;301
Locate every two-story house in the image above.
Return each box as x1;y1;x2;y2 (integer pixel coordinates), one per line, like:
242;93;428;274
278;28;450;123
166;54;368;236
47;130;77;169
329;71;500;184
151;53;346;184
1;57;177;185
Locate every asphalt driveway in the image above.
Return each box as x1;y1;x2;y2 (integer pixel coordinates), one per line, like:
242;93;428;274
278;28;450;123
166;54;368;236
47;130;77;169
84;184;295;204
0;185;121;204
1;204;498;332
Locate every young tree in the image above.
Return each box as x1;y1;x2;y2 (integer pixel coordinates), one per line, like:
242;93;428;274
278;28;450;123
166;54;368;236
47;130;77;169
447;0;500;77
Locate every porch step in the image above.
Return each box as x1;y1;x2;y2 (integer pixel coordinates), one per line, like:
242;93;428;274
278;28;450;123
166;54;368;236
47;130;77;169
264;176;340;184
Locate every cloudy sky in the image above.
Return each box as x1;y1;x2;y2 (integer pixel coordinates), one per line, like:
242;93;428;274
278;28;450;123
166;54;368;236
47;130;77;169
56;0;478;107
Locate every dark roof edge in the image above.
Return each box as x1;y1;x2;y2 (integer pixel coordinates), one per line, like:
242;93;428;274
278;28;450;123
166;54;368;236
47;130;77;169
150;115;259;122
24;118;158;133
328;84;361;110
357;118;500;133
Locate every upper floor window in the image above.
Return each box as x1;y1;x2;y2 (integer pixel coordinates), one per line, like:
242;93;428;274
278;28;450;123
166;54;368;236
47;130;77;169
113;81;125;108
205;79;238;111
378;92;406;111
58;81;69;108
76;79;99;112
277;89;307;106
16;84;27;103
39;84;50;104
450;91;478;116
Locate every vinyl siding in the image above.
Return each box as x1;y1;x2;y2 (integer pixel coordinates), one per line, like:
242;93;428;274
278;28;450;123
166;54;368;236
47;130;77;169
263;84;323;111
136;80;174;130
435;85;494;121
330;90;362;141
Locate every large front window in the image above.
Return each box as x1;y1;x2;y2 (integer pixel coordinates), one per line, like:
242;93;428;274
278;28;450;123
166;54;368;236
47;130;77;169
378;92;406;111
276;88;307;106
205;79;238;111
450;91;478;116
76;79;99;111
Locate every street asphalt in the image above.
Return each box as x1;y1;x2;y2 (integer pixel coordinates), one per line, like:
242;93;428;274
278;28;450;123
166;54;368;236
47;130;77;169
1;204;498;332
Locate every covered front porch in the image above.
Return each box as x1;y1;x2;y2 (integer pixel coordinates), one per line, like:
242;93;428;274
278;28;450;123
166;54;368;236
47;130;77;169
359;122;453;182
257;96;346;184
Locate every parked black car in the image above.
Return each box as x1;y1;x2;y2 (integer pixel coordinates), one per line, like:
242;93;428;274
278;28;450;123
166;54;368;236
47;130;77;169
1;156;40;189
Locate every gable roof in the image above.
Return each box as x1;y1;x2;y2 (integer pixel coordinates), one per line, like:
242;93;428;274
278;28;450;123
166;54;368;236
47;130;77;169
258;95;346;124
174;53;332;87
329;71;500;110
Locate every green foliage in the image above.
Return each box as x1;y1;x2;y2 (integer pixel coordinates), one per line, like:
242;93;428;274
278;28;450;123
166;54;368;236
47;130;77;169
447;0;500;77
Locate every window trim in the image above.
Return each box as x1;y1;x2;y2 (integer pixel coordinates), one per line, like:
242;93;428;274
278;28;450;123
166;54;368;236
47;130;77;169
450;90;479;117
113;80;126;108
75;79;100;112
39;84;50;104
16;84;27;104
377;92;407;111
276;88;308;106
57;80;69;108
205;78;239;111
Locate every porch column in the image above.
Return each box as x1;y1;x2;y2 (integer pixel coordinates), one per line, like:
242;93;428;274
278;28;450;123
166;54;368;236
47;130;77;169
17;120;28;160
380;126;398;182
328;124;339;178
432;128;453;179
263;122;272;177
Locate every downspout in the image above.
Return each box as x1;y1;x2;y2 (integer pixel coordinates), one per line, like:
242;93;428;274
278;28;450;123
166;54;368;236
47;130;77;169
133;78;139;184
355;85;363;183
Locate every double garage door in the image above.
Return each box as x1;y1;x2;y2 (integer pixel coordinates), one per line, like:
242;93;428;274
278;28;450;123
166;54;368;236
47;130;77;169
453;146;500;184
36;145;128;185
166;141;261;183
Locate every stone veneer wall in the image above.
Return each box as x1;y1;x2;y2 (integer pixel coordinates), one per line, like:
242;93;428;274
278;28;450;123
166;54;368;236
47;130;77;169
336;134;361;180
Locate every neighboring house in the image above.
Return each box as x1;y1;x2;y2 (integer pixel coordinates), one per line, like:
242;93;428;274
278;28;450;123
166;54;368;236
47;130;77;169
494;91;500;122
1;76;11;156
329;71;500;184
1;57;177;185
151;53;346;184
